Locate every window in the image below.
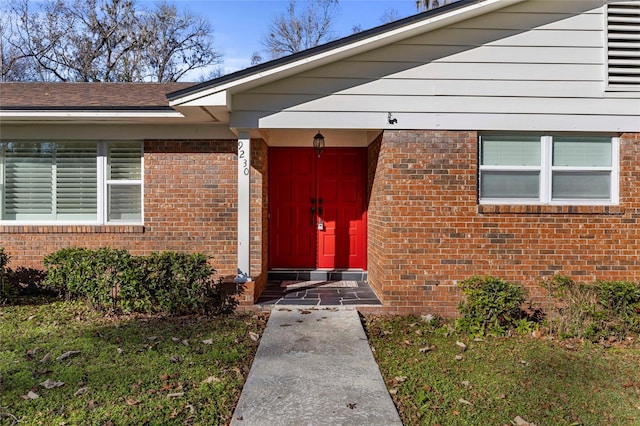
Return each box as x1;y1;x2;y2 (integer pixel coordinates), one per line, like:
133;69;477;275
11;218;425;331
607;1;640;90
479;135;619;205
0;141;142;224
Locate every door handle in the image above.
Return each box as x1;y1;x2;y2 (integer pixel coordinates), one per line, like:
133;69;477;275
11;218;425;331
311;206;316;225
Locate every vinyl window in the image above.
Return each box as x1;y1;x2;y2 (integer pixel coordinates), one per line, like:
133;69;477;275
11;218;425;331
479;135;618;205
0;141;142;224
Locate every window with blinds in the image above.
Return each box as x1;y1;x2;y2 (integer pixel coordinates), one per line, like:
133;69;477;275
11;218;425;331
107;142;142;222
0;141;142;224
479;135;618;205
607;1;640;89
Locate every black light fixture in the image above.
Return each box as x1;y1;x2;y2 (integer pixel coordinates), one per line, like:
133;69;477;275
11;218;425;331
313;131;325;157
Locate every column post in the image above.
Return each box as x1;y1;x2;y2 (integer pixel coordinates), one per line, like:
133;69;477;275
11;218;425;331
235;131;251;283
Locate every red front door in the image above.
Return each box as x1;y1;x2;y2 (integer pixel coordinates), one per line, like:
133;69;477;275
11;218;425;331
269;147;367;269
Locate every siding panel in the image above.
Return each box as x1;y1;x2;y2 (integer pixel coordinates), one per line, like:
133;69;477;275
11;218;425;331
232;1;639;131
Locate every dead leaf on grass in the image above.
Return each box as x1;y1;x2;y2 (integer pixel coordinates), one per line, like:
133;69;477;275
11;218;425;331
202;376;221;384
56;351;80;362
455;355;464;361
25;348;38;359
456;341;467;352
419;345;435;353
75;387;89;397
167;392;184;399
404;340;413;346
40;378;64;389
171;337;180;343
458;398;472;405
117;348;124;354
514;416;537;426
39;352;51;364
21;391;39;399
202;339;214;345
249;332;260;341
181;340;189;347
170;355;180;363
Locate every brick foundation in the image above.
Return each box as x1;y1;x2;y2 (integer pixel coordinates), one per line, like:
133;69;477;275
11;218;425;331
366;131;640;316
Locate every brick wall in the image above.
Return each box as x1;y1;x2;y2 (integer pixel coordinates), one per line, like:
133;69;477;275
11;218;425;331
367;131;640;316
0;139;267;305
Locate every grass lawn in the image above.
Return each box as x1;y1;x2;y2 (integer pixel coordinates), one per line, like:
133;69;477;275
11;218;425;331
364;315;640;426
0;299;266;425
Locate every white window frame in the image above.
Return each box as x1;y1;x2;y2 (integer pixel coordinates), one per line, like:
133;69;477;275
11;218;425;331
0;140;144;225
479;135;619;206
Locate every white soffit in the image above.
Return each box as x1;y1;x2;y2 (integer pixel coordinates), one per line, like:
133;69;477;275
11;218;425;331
169;0;525;108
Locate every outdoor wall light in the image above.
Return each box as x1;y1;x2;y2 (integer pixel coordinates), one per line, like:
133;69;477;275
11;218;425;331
313;131;325;157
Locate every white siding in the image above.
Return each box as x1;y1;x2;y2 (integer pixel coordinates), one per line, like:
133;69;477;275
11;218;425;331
230;0;640;131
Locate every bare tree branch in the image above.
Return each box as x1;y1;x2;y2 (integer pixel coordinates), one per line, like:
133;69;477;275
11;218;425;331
1;0;222;82
262;0;339;60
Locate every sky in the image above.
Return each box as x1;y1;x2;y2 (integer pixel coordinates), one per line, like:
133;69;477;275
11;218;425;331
164;1;427;78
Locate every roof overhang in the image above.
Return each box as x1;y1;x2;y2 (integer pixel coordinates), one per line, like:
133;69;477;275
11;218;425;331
168;0;525;114
0;110;184;122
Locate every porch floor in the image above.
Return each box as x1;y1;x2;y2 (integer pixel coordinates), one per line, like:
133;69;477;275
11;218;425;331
256;279;382;306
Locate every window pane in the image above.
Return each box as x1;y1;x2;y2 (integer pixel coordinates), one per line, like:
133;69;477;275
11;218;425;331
481;136;540;166
480;171;540;199
108;142;141;180
553;137;611;167
552;172;611;199
108;184;141;221
56;143;97;219
3;142;53;219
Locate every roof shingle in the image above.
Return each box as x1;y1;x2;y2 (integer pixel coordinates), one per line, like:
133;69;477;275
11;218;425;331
0;82;195;110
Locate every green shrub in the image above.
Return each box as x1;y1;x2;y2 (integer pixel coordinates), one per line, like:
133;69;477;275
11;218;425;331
456;275;535;336
544;275;640;341
597;280;640;320
43;247;139;311
42;247;231;315
138;251;225;315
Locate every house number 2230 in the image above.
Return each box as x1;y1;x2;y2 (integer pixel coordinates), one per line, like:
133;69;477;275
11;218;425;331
238;141;249;176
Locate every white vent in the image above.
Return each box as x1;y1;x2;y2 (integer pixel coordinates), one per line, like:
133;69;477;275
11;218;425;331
607;1;640;89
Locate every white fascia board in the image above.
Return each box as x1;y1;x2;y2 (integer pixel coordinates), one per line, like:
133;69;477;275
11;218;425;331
177;90;231;109
0;110;185;122
169;0;525;108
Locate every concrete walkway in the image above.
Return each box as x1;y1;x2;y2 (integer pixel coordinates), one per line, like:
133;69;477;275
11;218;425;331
230;307;402;426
